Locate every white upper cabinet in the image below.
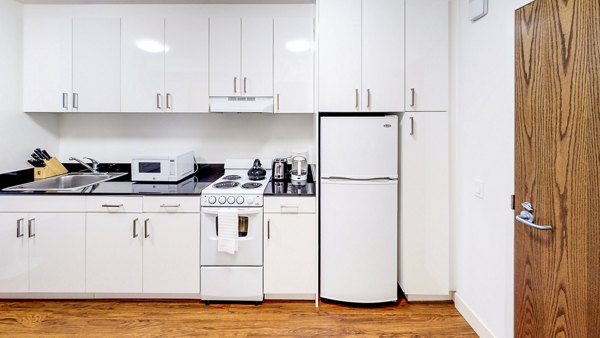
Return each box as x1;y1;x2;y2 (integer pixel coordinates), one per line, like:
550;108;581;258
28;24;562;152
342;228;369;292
405;0;449;112
318;0;404;113
164;17;209;113
274;17;314;114
209;18;241;97
121;17;166;113
23;16;72;112
210;17;273;98
362;0;404;112
241;18;273;97
318;0;362;112
72;18;121;113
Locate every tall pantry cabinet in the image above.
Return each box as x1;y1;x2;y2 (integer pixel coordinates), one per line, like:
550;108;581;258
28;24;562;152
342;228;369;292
317;0;450;300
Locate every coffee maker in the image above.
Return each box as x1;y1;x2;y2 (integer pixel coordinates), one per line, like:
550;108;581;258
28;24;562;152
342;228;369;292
290;151;308;186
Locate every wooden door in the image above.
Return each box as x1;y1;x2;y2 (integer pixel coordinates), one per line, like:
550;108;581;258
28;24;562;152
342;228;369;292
515;1;600;337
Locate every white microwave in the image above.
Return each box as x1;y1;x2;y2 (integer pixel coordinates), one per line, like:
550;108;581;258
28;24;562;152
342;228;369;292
132;151;195;182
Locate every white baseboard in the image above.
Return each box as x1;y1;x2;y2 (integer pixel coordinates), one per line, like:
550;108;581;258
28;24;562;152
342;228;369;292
406;294;453;302
0;293;201;300
264;293;316;300
454;292;495;338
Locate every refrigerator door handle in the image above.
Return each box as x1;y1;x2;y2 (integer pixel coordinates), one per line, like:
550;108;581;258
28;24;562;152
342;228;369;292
324;176;397;182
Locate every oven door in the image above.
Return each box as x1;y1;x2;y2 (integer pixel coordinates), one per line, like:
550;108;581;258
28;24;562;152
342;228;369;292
201;207;263;266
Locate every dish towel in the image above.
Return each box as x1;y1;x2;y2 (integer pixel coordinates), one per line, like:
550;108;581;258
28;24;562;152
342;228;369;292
218;208;239;255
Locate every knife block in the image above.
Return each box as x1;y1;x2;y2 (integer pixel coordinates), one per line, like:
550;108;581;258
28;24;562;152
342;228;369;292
34;157;68;180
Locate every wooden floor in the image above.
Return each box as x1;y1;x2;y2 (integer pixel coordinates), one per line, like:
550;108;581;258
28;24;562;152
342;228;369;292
0;299;476;337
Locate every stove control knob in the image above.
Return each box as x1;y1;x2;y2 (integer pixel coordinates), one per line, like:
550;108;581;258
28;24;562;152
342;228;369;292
227;196;235;204
218;196;226;204
247;196;255;204
236;196;244;205
208;196;216;204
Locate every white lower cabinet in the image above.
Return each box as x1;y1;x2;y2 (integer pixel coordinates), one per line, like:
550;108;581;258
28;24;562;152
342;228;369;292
0;197;86;294
86;196;200;295
86;212;143;293
400;111;450;299
142;213;200;294
263;197;317;299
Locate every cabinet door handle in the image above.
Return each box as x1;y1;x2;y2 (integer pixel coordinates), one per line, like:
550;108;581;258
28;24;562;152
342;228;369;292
144;218;150;238
367;89;371;108
277;94;280;111
73;93;79;109
355;89;359;109
133;218;139;238
62;93;68;109
267;219;270;239
101;204;123;208
156;93;162;109
410;88;415;108
17;218;24;238
243;77;247;94
410;116;415;136
28;218;35;238
166;93;172;110
234;77;237;93
160;204;181;208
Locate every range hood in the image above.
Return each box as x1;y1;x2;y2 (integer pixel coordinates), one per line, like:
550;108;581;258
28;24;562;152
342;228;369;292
210;96;274;113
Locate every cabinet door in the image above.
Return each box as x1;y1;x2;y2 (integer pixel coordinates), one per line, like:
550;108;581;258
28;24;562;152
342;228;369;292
28;213;86;293
362;0;404;112
86;213;143;293
165;17;209;113
142;213;200;293
264;213;316;296
209;18;241;97
405;0;449;111
318;0;362;112
72;18;121;113
0;214;29;292
23;16;72;112
241;18;273;97
274;18;314;113
400;112;449;296
122;17;165;112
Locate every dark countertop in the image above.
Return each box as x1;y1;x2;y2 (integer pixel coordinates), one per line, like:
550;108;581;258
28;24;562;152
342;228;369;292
264;164;316;197
0;163;224;196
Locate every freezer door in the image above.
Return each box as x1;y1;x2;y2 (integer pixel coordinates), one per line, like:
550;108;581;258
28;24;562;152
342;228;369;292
320;116;398;179
320;178;398;303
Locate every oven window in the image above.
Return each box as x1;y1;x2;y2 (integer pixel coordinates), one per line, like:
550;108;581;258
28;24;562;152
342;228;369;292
139;162;161;174
216;216;249;237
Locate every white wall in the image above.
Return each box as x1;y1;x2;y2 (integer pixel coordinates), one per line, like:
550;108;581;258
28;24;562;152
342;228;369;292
452;0;533;337
0;0;59;173
58;113;315;163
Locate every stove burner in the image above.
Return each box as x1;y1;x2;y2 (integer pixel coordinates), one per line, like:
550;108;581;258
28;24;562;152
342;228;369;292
242;182;263;189
214;181;240;189
223;175;242;181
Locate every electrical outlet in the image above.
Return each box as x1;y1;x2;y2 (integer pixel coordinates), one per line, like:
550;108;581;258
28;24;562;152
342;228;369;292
474;179;485;199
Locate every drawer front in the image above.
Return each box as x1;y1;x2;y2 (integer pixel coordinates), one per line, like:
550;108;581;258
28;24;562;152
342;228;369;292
0;196;86;212
143;196;200;213
86;196;143;213
264;196;316;214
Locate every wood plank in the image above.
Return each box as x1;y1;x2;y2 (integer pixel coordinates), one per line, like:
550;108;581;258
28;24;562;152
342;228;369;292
0;299;476;337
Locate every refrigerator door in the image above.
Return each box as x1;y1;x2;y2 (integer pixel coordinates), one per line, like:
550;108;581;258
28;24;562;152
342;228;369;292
320;116;398;179
320;178;398;303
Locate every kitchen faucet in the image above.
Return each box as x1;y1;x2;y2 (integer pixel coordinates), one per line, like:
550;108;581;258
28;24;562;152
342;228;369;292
69;157;100;174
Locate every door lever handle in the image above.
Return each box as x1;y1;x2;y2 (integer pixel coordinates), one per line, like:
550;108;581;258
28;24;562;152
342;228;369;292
516;211;552;231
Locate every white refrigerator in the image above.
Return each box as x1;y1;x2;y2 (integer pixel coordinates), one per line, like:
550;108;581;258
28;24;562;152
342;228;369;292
320;116;398;303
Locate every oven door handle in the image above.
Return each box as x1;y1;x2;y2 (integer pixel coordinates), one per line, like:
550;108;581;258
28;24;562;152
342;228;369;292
201;208;261;216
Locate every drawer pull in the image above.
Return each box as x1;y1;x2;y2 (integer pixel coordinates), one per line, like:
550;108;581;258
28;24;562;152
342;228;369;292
102;204;123;208
280;204;300;209
160;204;181;208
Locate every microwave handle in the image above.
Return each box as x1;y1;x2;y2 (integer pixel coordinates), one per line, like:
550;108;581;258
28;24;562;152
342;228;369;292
202;208;261;216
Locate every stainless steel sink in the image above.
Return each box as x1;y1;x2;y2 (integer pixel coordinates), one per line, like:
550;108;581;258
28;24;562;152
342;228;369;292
3;172;127;192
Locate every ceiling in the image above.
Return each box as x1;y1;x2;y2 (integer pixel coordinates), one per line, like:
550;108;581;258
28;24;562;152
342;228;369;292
17;0;314;4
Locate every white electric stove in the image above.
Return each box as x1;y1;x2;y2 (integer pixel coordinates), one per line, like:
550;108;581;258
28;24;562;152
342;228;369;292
200;159;270;303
